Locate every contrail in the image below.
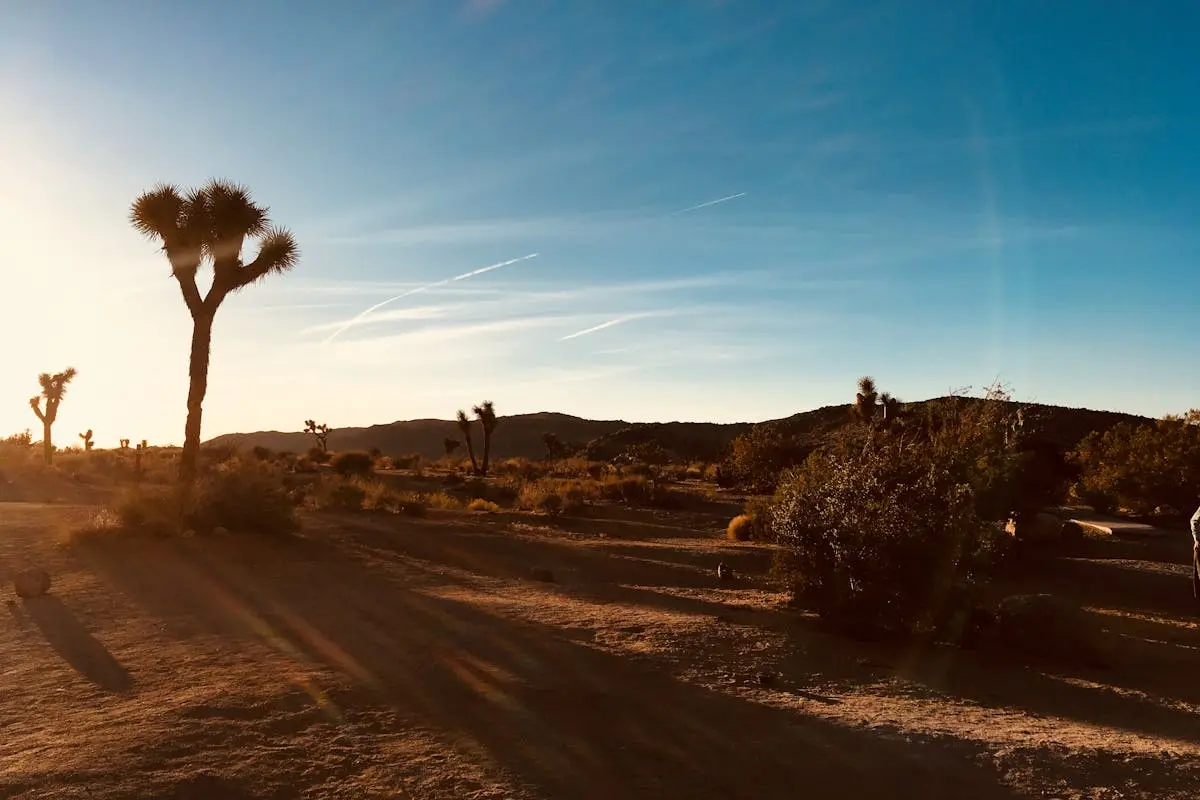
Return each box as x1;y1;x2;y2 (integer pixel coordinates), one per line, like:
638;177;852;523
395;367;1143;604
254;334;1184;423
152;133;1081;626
322;252;539;344
670;191;747;216
559;314;645;341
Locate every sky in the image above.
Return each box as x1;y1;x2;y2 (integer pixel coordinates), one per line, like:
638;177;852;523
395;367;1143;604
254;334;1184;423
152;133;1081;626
1;1;1197;448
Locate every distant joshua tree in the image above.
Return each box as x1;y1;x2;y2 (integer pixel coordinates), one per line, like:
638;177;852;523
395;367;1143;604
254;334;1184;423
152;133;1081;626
879;392;901;427
455;410;479;475
29;367;77;465
853;376;879;422
443;436;461;460
473;401;500;477
543;432;565;461
131;180;299;481
304;419;331;453
119;439;131;451
79;429;94;451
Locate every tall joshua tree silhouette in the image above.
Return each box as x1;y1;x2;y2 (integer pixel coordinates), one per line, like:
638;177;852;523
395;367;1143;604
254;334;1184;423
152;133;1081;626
29;368;77;465
456;410;479;475
473;400;499;477
130;181;299;481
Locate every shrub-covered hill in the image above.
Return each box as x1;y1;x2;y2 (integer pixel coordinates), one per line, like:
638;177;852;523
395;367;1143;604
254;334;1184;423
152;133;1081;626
204;400;1151;465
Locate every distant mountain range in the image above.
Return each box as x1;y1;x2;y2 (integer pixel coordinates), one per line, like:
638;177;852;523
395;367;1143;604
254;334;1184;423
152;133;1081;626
204;400;1153;464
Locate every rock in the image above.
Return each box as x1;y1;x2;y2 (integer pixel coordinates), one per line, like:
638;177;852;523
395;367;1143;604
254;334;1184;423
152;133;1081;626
717;562;734;581
530;567;555;583
13;568;51;599
212;526;230;536
1007;512;1066;543
997;594;1114;668
182;529;196;538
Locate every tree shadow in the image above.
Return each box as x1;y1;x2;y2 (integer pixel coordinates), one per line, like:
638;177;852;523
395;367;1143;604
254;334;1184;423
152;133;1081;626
79;534;1016;799
21;595;133;693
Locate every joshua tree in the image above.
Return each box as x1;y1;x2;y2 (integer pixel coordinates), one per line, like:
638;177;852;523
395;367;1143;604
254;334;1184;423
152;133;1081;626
543;432;564;462
473;401;499;477
29;367;77;465
304;419;331;453
853;375;878;421
119;439;130;450
79;429;94;451
131;181;299;481
455;410;479;475
879;392;902;427
443;436;461;460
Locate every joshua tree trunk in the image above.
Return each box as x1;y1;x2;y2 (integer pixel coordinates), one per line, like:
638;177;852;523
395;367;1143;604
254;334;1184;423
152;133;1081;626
480;432;492;477
463;433;479;475
42;421;53;465
180;313;214;481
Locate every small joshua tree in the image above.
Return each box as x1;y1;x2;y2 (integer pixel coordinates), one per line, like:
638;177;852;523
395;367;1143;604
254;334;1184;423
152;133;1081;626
304;419;331;454
879;392;902;428
443;436;461;460
473;401;500;477
119;439;130;451
455;410;479;475
853;375;878;422
79;429;94;451
29;367;77;465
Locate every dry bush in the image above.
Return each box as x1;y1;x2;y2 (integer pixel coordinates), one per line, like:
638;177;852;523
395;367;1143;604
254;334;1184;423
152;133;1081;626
74;458;298;540
727;514;755;542
771;388;1026;637
518;478;594;515
686;462;707;480
1070;411;1200;515
374;455;397;470
468;498;501;513
310;479;367;512
332;451;374;477
424;491;460;510
599;474;682;508
307;446;331;464
497;457;549;482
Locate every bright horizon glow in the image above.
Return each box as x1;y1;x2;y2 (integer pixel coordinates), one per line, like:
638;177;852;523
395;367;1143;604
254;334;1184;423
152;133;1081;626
2;2;1198;449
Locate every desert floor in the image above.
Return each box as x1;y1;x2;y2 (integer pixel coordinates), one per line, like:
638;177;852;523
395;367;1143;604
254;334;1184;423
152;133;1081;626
1;496;1198;799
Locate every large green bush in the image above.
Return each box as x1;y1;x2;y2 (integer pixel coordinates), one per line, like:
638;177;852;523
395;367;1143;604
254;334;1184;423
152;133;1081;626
1071;411;1200;515
770;390;1026;636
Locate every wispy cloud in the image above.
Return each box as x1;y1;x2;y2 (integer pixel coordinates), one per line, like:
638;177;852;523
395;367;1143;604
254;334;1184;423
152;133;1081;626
321;253;539;344
669;192;748;216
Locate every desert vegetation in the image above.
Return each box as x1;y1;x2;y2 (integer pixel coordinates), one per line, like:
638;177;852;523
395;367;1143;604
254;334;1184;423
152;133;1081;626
29;367;77;465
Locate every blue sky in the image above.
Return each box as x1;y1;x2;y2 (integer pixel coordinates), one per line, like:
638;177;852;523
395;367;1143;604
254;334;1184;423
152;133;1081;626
1;1;1197;446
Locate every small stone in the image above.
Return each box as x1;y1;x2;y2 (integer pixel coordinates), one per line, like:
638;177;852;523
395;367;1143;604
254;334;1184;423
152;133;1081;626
717;562;734;581
14;568;51;599
213;526;230;536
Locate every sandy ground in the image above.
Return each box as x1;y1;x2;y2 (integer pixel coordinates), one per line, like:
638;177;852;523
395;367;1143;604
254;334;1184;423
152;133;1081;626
1;500;1198;799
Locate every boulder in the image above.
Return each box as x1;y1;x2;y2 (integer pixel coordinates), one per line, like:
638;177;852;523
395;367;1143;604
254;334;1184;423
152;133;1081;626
13;568;51;599
997;594;1113;668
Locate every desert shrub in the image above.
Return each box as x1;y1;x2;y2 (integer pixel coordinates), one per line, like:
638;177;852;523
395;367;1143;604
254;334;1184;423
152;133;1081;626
771;388;1025;636
622;461;654;477
331;450;374;477
518;478;593;515
399;497;427;517
468;498;501;513
685;462;707;480
600;475;682;508
200;444;240;465
424;491;460;510
727;514;755;542
312;480;368;512
442;472;465;487
360;479;399;512
374;455;397;470
1070;411;1200;515
251;445;273;461
721;423;812;493
307;446;331;464
498;457;549;481
92;458;298;538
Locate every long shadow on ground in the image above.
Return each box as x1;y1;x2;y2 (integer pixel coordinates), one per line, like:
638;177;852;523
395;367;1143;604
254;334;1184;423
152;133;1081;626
20;595;133;693
77;529;1015;800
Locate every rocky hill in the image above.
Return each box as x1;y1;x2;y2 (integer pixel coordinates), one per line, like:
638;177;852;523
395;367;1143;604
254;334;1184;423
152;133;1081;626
204;401;1153;464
